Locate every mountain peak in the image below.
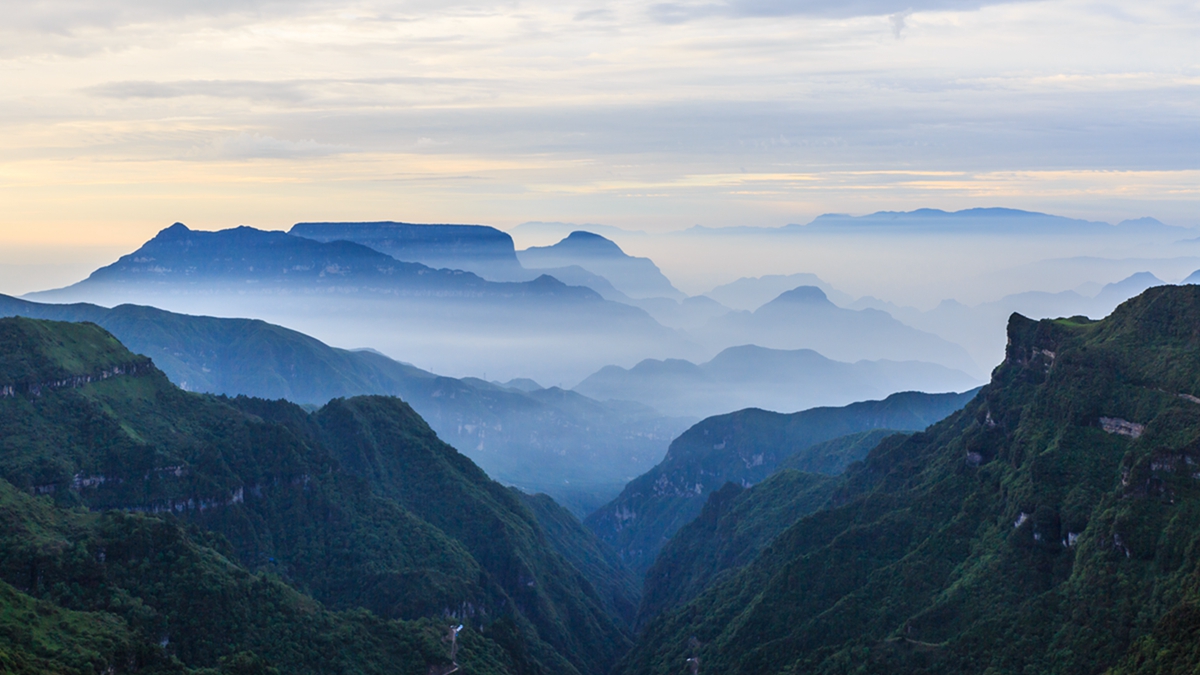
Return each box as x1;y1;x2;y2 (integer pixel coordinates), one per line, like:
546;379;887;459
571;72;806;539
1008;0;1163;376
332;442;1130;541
154;222;192;240
767;285;831;306
545;231;627;257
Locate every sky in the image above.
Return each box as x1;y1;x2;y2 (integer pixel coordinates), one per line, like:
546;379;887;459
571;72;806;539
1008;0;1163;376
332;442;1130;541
0;0;1197;293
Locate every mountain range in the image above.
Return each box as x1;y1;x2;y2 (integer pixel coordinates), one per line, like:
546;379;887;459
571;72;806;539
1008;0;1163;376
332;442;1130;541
697;286;982;376
585;389;979;576
856;270;1170;369
574;344;980;419
702;273;855;310
26;222;695;386
0;293;691;515
19;222;1000;421
0;316;637;674
518;231;685;301
616;285;1200;674
289;220;526;280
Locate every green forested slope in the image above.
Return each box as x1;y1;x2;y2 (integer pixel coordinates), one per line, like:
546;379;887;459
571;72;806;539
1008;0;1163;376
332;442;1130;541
635;470;837;630
779;427;907;475
586;389;978;577
0;316;628;675
0;294;689;514
518;491;641;629
0;466;498;675
310;395;633;674
617;286;1200;675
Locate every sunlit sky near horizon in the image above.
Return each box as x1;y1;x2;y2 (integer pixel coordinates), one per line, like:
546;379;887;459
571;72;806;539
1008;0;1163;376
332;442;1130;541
0;0;1197;292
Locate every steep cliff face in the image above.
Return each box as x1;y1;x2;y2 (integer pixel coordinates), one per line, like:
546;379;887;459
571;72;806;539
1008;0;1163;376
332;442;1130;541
617;285;1200;675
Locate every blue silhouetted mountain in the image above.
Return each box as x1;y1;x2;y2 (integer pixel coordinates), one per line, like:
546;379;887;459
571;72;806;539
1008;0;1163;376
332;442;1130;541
26;223;696;385
792;207;1179;234
518;231;685;300
584;388;979;577
703;272;853;310
874;271;1168;371
0;293;692;516
574;343;980;419
46;222;497;291
698;286;982;376
290;220;525;279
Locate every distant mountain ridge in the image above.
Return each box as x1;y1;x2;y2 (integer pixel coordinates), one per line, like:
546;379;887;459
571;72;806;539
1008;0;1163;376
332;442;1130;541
698;285;982;376
290;220;524;279
519;231;685;300
703;272;853;310
40;222;536;296
574;343;980;418
585;389;979;576
0;293;691;516
863;272;1170;371
797;208;1175;233
25;222;695;385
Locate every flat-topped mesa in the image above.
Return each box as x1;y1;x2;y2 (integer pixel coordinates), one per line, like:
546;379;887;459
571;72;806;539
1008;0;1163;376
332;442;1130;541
290;221;523;278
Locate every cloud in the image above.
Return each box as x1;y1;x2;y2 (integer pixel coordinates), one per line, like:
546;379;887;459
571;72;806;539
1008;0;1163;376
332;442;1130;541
7;0;320;33
188;132;350;159
648;0;1026;23
84;80;312;103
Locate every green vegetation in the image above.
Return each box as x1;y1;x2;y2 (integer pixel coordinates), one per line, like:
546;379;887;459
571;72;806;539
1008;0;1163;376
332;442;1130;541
779;428;908;475
586;389;977;577
0;316;631;675
518;491;641;628
636;470;837;630
615;286;1200;674
0;575;135;675
0;295;691;515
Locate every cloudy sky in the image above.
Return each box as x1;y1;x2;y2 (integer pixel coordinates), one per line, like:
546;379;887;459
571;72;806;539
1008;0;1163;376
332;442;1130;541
0;0;1197;290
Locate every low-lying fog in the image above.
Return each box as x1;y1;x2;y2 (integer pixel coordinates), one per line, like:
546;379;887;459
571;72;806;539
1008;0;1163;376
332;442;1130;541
16;209;1199;422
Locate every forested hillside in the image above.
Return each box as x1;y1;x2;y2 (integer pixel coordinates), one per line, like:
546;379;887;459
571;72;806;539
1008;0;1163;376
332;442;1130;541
586;389;977;576
0;317;630;675
617;285;1200;674
0;294;690;514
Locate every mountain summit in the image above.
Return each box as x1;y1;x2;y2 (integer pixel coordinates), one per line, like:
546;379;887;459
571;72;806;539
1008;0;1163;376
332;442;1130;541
519;231;685;300
289;220;524;279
